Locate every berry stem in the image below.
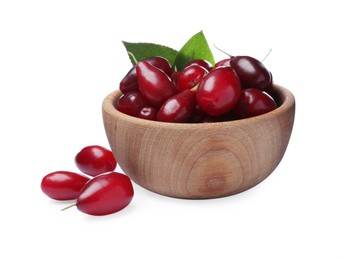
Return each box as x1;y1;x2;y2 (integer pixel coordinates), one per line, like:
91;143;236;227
61;203;76;211
191;84;199;92
213;44;232;57
261;49;272;62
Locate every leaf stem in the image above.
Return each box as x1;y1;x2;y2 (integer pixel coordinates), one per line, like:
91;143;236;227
127;51;138;65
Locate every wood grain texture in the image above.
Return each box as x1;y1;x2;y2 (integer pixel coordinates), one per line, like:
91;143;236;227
102;85;295;199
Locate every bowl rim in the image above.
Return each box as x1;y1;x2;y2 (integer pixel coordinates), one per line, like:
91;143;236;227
102;84;295;129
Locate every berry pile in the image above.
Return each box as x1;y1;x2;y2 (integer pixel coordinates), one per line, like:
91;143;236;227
116;55;277;123
41;145;134;216
41;32;280;216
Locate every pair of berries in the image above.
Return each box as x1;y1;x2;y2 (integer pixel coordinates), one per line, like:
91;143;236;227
116;55;277;123
41;145;134;216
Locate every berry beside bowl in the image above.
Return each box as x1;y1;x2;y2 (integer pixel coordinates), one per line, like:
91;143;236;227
102;84;295;199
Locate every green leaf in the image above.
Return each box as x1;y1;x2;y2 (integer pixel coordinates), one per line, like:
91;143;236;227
173;31;215;71
122;41;178;66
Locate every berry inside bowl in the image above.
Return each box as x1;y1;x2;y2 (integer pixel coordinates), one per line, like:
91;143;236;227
102;84;295;199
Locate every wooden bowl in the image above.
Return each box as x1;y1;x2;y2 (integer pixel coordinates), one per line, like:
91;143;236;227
102;85;295;199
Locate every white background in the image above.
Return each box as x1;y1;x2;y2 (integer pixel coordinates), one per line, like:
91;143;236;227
1;0;342;259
